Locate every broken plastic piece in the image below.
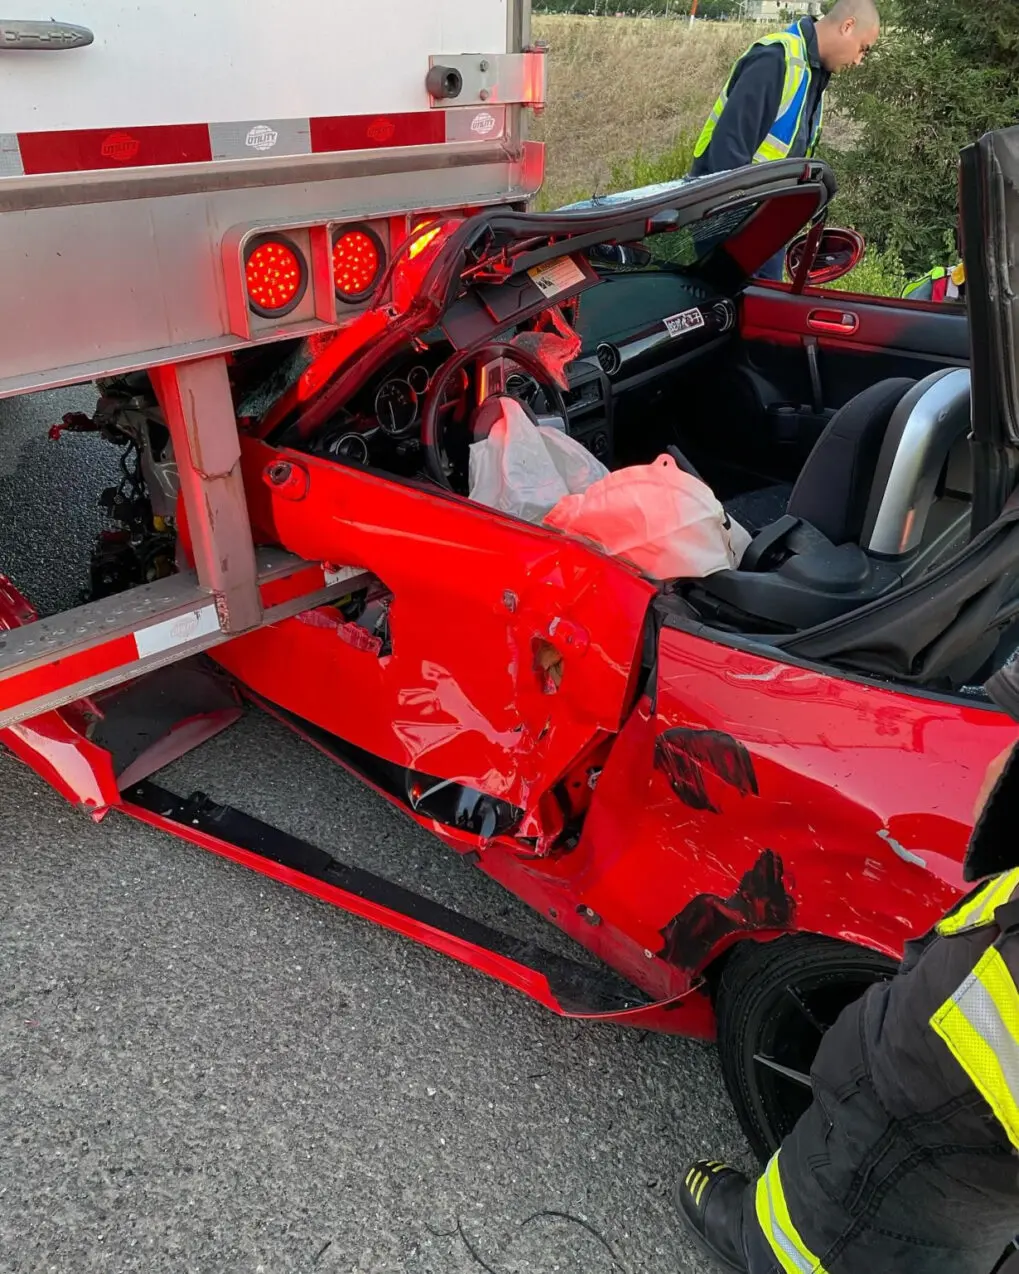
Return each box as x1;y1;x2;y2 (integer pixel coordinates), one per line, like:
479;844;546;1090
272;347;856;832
49;411;98;441
510;305;582;391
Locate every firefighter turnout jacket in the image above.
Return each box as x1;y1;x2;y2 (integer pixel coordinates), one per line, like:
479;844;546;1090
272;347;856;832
691;18;827;177
744;873;1019;1273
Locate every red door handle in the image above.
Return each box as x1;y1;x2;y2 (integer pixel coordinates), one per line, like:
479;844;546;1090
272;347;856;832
807;309;859;335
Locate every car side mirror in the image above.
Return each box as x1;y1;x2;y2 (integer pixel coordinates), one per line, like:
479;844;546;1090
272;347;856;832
786;227;865;288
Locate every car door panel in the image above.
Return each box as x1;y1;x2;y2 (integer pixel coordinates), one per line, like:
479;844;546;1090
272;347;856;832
715;285;971;477
212;438;656;820
740;284;969;409
741;285;970;366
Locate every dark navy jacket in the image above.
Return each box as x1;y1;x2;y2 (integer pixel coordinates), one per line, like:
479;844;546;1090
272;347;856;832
690;18;829;178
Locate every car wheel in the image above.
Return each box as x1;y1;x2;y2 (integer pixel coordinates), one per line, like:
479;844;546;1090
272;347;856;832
715;934;896;1164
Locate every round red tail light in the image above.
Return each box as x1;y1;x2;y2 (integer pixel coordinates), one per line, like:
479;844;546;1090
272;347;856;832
332;225;385;303
244;234;308;317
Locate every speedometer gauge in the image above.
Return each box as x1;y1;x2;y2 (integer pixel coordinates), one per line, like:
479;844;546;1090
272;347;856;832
374;379;418;434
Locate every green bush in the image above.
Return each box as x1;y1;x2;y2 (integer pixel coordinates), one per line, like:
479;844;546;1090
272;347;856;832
827;0;1019;277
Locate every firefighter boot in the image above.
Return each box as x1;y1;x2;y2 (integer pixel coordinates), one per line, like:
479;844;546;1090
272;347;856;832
676;1159;749;1272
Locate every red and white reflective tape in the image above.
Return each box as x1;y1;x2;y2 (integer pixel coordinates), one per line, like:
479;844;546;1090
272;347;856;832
0;106;507;178
0;561;360;718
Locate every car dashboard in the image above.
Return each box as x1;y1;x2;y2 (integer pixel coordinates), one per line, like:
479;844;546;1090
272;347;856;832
576;270;736;378
301;348;461;475
296;266;739;475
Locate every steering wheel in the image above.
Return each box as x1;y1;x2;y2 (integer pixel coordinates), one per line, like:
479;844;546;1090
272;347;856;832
420;341;570;492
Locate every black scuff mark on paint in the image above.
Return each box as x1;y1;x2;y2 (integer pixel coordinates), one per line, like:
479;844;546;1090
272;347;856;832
659;849;795;971
655;727;759;813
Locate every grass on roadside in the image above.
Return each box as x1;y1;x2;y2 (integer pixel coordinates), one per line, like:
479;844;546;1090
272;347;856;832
831;247;908;299
532;14;754;208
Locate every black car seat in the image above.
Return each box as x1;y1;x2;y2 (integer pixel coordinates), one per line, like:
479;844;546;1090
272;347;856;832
689;369;974;631
724;377;916;541
786;377;918;544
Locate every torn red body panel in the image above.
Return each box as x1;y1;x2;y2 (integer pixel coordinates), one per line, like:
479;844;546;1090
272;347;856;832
209;435;657;821
0;574;118;813
572;625;1016;978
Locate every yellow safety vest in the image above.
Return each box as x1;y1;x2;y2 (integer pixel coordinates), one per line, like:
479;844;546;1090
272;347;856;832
694;20;824;167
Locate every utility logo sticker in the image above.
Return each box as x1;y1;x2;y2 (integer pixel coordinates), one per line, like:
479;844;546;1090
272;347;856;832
470;112;497;136
245;125;279;152
366;118;397;143
100;132;140;163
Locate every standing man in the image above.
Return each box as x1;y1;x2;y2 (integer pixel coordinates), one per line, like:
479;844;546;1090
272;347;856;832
690;0;880;279
677;649;1019;1272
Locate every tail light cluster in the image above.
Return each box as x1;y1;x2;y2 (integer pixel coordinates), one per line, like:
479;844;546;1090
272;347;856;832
224;218;391;339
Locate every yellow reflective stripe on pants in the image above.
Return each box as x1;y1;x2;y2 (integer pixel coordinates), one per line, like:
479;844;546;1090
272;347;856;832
937;868;1019;935
755;1149;828;1274
931;943;1019;1150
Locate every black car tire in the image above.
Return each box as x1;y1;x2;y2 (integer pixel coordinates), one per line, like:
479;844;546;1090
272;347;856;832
715;933;896;1164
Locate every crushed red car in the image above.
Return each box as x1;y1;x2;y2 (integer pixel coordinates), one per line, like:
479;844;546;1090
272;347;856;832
6;129;1019;1164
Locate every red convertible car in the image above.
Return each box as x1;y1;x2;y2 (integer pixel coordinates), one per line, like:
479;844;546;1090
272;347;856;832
8;126;1019;1164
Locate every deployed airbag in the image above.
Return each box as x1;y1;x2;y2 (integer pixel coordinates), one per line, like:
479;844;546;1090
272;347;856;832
545;453;751;580
468;398;608;523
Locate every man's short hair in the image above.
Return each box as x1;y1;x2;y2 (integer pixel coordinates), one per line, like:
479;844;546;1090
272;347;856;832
824;0;880;29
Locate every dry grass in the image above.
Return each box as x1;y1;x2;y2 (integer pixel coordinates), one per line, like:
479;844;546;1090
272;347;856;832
532;15;765;206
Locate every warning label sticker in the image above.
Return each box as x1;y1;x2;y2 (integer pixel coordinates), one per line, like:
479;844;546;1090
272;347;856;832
664;307;705;337
527;256;587;300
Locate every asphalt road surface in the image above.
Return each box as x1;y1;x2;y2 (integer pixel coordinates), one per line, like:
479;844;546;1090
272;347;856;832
0;389;752;1274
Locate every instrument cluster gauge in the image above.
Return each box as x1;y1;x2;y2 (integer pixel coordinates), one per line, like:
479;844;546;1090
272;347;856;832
374;378;418;435
407;364;431;395
326;432;370;465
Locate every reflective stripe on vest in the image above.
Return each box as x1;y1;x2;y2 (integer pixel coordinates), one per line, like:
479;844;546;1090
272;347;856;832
755;1148;830;1274
903;263;966;302
693;21;822;166
902;267;946;301
936;867;1019;936
930;938;1019;1150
